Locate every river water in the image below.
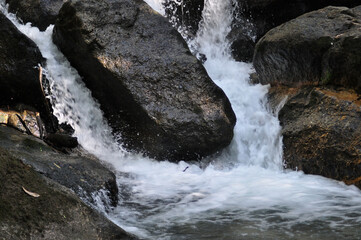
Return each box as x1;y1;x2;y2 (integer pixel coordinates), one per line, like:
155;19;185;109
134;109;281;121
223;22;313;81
1;0;361;239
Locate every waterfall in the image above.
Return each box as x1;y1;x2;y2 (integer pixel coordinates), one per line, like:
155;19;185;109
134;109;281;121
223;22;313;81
2;0;361;239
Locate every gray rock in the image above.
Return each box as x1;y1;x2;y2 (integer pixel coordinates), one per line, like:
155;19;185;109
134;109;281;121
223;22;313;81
269;86;361;189
253;6;361;92
0;13;54;131
236;0;360;41
0;148;136;240
6;0;64;30
230;0;360;62
53;0;236;162
0;126;118;206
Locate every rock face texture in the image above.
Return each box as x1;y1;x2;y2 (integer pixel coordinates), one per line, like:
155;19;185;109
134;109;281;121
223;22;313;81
269;86;361;189
0;126;118;206
231;0;361;61
0;147;136;240
237;0;360;40
0;13;53;129
160;0;360;62
53;0;236;162
6;0;64;30
254;6;361;91
257;6;361;189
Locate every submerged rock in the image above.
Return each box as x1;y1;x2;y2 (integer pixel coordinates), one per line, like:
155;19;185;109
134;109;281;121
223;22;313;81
269;86;361;189
0;148;136;240
0;12;54;131
5;0;64;31
253;6;361;90
53;0;236;162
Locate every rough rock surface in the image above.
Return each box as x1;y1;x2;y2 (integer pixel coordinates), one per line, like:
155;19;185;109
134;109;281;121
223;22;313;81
0;13;54;129
53;0;236;162
0;148;136;240
269;86;361;189
253;6;361;91
6;0;64;30
231;0;360;62
0;126;118;205
160;0;360;62
237;0;360;40
164;0;204;37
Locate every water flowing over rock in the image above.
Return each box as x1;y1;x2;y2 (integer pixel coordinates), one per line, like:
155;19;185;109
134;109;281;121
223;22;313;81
0;146;136;240
53;0;236;162
0;13;54;129
269;86;361;189
5;0;63;30
254;6;361;91
164;0;204;37
160;0;360;62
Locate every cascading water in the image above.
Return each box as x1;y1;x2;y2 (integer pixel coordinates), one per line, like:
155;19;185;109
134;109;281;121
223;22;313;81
2;0;361;239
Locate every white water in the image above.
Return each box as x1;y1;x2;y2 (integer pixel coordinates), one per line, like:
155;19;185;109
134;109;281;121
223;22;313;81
2;0;361;239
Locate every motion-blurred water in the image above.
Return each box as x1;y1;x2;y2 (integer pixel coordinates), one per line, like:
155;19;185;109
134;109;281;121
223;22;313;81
2;0;361;239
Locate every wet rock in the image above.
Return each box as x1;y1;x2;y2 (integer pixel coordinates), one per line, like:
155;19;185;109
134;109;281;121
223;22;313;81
5;0;64;31
0;148;136;240
253;6;361;90
53;0;236;162
0;12;54;131
0;125;118;206
45;133;78;149
227;25;256;62
269;86;361;189
163;0;204;37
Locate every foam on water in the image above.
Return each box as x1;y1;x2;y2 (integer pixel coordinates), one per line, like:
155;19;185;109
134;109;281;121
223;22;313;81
145;0;165;15
2;0;361;239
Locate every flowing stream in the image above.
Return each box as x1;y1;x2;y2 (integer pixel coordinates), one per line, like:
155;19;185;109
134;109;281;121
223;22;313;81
2;0;361;239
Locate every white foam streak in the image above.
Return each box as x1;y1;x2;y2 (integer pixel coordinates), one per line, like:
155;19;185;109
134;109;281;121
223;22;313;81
193;0;283;169
145;0;165;15
0;2;126;161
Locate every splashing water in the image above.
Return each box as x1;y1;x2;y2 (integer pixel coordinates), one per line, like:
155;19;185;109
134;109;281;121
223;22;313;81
145;0;165;15
2;0;361;239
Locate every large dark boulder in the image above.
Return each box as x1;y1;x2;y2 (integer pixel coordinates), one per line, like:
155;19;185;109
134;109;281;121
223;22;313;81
0;12;54;131
5;0;63;30
0;126;118;206
0;147;136;239
237;0;360;39
158;0;360;62
253;6;361;91
269;86;361;189
231;0;360;62
53;0;236;162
